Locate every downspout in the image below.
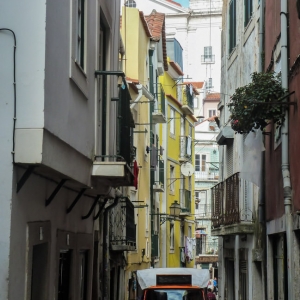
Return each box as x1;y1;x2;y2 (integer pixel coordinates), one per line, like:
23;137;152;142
258;2;268;299
280;1;293;299
130;85;143;110
102;189;122;299
149;48;155;267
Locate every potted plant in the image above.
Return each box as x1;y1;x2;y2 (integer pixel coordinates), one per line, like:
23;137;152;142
228;72;287;134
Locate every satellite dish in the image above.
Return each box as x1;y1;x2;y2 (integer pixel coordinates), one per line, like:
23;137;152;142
181;162;195;177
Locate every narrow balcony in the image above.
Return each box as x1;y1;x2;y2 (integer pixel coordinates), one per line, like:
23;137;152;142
195;171;219;181
181;85;194;115
180;189;191;217
152;84;167;124
201;54;215;64
109;197;136;251
211;173;254;236
92;77;135;188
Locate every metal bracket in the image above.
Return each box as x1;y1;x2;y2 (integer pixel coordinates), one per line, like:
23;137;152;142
82;195;101;220
66;188;87;214
45;179;68;207
17;165;36;193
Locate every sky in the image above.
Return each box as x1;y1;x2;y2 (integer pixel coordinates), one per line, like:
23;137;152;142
175;0;189;7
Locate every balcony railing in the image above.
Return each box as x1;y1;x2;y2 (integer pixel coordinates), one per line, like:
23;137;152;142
109;197;136;251
195;171;219;181
211;173;254;234
201;55;215;64
180;189;191;214
179;136;192;162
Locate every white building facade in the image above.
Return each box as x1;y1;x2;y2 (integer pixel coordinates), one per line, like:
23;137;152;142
1;0;135;299
131;0;222;93
214;1;266;300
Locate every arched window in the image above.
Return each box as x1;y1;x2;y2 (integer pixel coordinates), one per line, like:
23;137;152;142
125;0;136;7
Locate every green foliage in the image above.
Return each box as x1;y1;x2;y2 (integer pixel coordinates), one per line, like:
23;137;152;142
229;72;287;134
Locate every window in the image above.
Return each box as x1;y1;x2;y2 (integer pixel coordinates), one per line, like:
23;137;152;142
229;0;237;53
201;154;207;172
70;0;88;96
125;0;136;7
170;165;175;192
244;0;253;27
202;46;215;63
195;154;200;172
76;0;85;69
209;109;216;117
196;154;207;172
206;78;213;89
204;46;212;58
170;223;174;250
170;108;175;135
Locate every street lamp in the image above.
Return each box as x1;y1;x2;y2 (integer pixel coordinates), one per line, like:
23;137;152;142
151;200;182;225
169;200;181;217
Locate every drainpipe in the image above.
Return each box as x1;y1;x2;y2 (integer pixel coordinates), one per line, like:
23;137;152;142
280;1;293;299
130;85;143;110
130;85;154;110
258;2;268;299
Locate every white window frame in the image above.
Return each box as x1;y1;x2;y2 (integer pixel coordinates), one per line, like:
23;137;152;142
208;109;216;117
170;164;175;193
170;107;175;135
70;0;88;97
170;223;174;250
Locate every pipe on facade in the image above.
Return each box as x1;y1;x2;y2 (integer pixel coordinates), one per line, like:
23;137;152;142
0;28;17;163
280;1;293;299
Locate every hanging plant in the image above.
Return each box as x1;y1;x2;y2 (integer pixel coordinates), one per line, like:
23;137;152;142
228;72;287;134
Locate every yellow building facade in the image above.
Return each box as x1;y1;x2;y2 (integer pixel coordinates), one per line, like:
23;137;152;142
158;57;197;268
121;7;152;300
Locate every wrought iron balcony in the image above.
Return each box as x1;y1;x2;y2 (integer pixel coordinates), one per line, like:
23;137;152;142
109;197;136;251
181;85;194;115
211;173;254;236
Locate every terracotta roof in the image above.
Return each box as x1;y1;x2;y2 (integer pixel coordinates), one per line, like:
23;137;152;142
166;0;182;7
126;77;139;84
169;61;184;75
166;94;182;107
204;93;220;101
183;81;204;89
145;10;168;71
139;11;152;37
126;77;139;94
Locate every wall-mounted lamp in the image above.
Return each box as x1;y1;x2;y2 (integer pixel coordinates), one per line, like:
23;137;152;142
151;200;181;225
